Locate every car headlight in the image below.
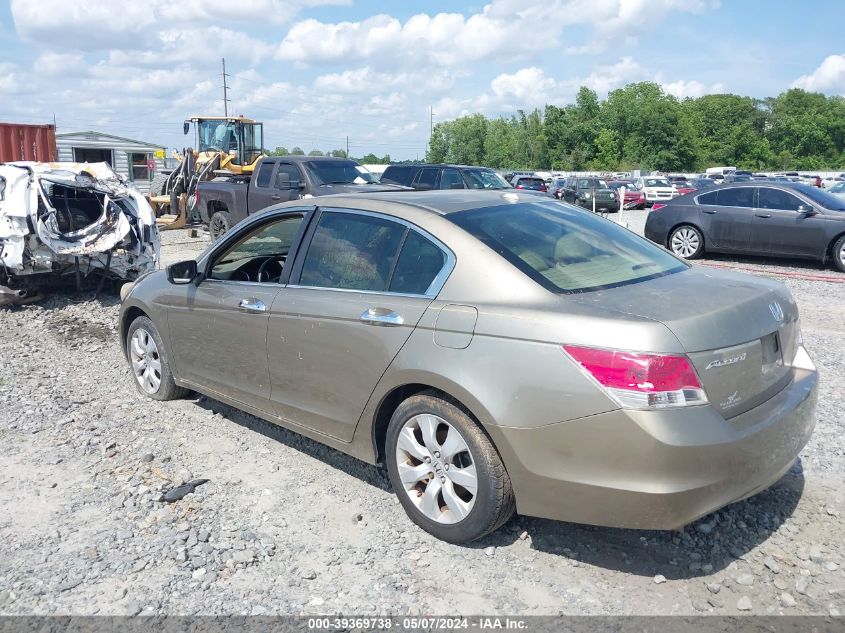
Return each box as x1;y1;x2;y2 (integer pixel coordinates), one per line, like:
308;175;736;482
583;192;592;198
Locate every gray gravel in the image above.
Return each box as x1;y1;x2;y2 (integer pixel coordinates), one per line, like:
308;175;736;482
0;225;843;616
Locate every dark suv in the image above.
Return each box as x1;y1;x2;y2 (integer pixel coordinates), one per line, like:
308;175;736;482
561;177;620;213
380;164;512;191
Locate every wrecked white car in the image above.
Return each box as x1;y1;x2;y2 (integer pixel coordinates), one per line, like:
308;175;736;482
0;162;159;305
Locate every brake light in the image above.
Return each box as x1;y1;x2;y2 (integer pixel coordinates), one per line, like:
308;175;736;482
651;203;667;211
540;184;548;192
516;185;524;189
193;188;200;208
562;345;707;409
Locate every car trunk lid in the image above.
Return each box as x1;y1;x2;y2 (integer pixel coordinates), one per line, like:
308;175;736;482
567;267;798;418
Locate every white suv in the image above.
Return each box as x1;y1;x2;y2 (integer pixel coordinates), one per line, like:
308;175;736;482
634;176;678;206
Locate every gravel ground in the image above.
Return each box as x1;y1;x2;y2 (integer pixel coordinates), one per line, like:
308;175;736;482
1;220;844;617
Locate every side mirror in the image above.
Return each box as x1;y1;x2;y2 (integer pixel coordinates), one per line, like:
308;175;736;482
797;204;817;216
183;121;190;135
276;173;291;189
167;260;198;284
298;181;306;189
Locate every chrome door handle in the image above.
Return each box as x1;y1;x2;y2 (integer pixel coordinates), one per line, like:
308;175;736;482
238;298;266;313
755;213;771;218
702;209;717;214
271;194;281;200
359;307;404;327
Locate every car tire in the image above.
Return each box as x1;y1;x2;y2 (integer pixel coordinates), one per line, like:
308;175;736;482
209;210;232;242
833;234;845;273
149;172;169;198
126;316;187;401
668;224;704;259
385;392;515;544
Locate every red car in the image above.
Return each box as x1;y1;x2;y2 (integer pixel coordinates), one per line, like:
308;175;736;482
674;184;696;195
608;181;645;209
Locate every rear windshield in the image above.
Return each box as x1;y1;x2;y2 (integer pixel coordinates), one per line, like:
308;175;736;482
380;166;417;186
448;201;688;293
517;177;544;186
304;160;371;185
644;178;671;187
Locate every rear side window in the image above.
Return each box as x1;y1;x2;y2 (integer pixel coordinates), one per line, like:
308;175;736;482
299;213;405;291
697;190;718;204
389;231;446;295
717;187;755;207
448;202;687;293
275;164;301;188
255;162;275;188
381;166;416;186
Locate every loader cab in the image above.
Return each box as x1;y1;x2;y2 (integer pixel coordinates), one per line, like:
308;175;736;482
186;116;264;172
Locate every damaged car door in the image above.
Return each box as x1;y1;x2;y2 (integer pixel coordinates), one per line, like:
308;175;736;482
166;211;309;411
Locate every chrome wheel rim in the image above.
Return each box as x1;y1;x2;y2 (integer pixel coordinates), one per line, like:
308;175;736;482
839;241;845;266
395;414;478;524
671;227;700;258
130;328;162;394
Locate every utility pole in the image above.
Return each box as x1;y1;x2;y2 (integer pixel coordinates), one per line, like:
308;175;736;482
346;135;349;158
221;58;231;117
428;105;434;159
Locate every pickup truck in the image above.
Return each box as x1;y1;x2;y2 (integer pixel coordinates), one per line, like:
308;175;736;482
197;156;405;240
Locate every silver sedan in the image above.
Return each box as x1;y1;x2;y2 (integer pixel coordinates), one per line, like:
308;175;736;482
119;191;817;543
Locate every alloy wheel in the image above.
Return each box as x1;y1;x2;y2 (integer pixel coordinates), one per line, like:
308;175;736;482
129;328;162;394
394;414;478;524
671;227;701;258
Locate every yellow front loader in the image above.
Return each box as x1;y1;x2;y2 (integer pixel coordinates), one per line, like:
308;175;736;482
149;116;265;229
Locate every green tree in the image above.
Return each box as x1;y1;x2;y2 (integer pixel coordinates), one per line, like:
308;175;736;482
330;149;347;158
307;149;324;156
267;146;289;156
290;146;305;155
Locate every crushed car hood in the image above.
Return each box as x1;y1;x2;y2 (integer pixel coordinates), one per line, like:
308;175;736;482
0;161;159;304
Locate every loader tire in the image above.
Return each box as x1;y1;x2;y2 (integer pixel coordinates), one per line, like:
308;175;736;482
149;173;169;197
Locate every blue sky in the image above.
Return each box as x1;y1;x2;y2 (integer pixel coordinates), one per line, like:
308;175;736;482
1;0;844;159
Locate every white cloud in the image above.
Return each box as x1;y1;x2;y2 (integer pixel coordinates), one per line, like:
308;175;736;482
10;0;349;49
791;54;845;94
661;79;725;99
33;52;85;76
277;0;721;65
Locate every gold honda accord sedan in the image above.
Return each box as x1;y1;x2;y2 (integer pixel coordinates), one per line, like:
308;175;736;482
119;190;817;543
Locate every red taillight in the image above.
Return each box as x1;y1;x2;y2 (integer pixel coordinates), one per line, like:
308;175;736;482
651;203;667;211
516;185;524;189
562;345;707;409
193;189;200;207
540;184;548;192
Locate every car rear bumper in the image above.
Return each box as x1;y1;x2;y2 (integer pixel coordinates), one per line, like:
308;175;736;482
487;347;817;529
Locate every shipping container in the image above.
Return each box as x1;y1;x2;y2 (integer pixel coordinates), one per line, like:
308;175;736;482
0;123;57;163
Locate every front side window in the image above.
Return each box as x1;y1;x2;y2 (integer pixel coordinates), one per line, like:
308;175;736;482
299;213;405;291
757;187;802;211
643;178;671;187
275;164;301;188
209;214;304;281
448;201;687;293
439;168;464;190
389;231;447;295
415;168;439;190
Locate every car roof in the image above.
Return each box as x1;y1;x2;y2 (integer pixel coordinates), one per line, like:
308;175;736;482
263;156;356;162
383;163;495;170
275;189;551;217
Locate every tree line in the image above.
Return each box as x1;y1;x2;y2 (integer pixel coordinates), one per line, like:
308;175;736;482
265;146;394;164
426;83;845;173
